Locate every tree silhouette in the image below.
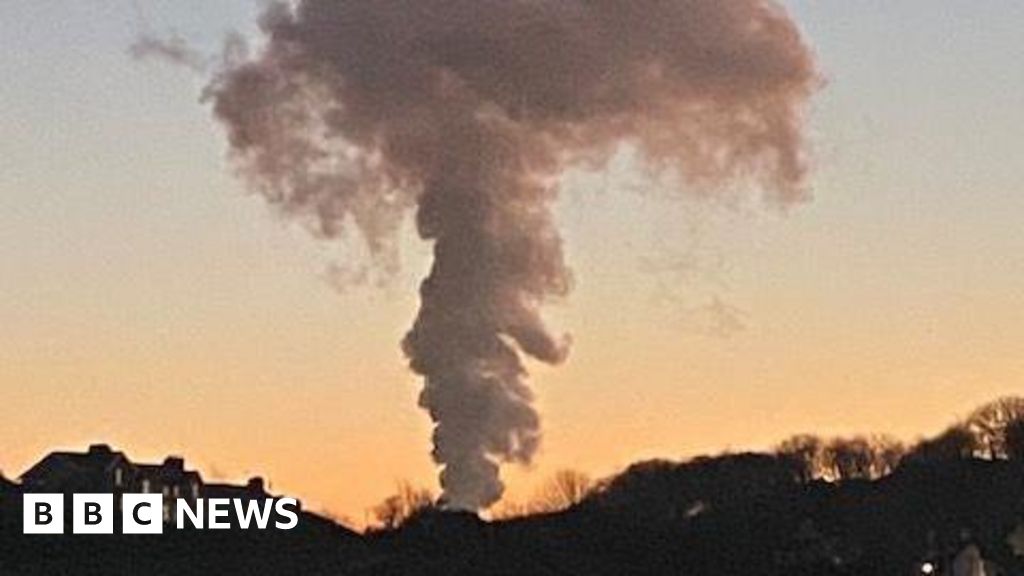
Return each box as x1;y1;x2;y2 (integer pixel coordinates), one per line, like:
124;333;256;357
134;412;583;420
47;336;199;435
371;482;435;530
819;435;905;481
490;499;530;520
776;434;826;482
492;470;594;518
532;469;592;513
1006;418;1024;461
964;396;1024;459
906;425;980;463
824;437;874;480
869;435;906;477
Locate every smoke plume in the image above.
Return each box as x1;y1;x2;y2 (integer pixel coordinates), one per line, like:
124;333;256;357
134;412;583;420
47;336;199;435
129;33;207;72
204;0;819;510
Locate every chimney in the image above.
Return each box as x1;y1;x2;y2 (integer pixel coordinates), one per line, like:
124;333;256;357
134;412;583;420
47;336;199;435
163;457;184;473
88;444;111;455
247;477;265;494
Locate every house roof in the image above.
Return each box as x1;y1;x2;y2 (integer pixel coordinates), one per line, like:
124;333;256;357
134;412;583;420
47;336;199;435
203;477;272;499
17;445;283;503
19;445;127;489
0;475;17;493
135;463;202;484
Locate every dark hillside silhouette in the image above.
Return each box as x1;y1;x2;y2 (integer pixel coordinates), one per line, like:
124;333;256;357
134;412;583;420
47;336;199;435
2;396;1024;575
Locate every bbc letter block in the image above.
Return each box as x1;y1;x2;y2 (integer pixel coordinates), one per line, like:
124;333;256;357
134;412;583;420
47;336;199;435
73;494;113;534
23;494;63;534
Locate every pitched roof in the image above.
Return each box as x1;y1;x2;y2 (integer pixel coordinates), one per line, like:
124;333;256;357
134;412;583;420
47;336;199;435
19;444;126;488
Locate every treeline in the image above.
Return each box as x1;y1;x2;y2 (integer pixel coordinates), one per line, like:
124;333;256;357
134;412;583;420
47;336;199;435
369;470;594;529
366;396;1024;530
776;396;1024;483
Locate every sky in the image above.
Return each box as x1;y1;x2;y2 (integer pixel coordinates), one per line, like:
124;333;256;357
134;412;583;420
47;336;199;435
2;0;1024;522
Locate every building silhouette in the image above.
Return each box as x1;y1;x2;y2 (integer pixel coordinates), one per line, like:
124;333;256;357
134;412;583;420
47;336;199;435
16;443;280;525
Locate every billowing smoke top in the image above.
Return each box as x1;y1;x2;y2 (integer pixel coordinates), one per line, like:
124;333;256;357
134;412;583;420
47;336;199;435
205;0;819;510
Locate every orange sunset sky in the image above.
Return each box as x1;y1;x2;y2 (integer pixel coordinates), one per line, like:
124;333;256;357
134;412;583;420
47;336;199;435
2;1;1024;521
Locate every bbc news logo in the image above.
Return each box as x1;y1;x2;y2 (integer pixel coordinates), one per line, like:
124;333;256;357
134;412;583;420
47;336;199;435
23;494;299;534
